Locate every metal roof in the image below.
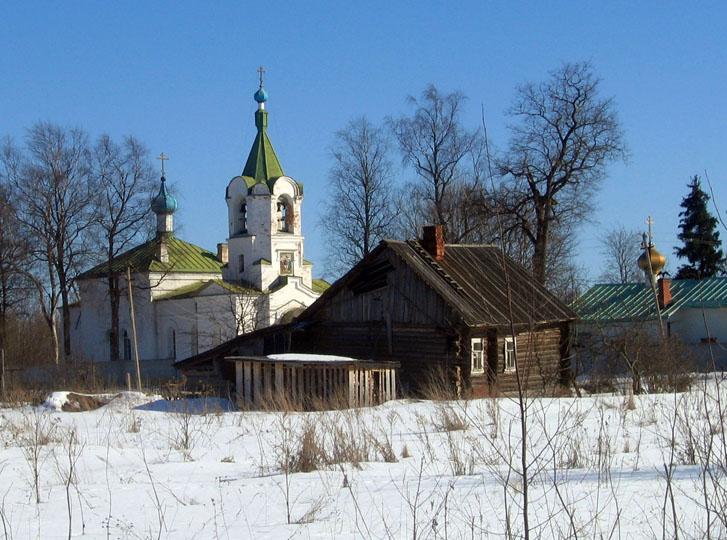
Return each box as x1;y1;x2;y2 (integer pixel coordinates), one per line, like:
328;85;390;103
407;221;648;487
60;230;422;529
78;235;224;279
390;241;577;327
304;239;576;328
573;277;727;322
155;279;260;301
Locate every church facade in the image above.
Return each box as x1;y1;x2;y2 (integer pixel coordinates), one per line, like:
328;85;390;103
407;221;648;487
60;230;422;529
69;80;325;371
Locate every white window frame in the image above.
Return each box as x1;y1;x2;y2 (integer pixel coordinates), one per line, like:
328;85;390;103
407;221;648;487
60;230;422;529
471;337;485;374
504;337;516;372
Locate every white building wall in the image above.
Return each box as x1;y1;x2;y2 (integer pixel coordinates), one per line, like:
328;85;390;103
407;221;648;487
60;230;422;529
224;175;312;291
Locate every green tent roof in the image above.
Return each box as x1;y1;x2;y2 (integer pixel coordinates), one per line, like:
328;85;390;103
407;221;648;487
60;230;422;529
78;235;224;279
242;109;285;183
573;277;727;323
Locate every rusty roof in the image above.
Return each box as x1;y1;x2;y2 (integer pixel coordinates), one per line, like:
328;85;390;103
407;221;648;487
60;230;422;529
388;241;576;327
302;239;576;328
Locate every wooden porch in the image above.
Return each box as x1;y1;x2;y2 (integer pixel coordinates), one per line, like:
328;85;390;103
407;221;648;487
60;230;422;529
229;354;398;410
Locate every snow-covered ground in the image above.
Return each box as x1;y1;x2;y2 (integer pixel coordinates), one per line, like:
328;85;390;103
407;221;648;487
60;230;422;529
1;380;726;539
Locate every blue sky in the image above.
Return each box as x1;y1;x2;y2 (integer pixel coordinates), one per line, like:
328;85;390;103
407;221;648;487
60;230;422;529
2;2;725;282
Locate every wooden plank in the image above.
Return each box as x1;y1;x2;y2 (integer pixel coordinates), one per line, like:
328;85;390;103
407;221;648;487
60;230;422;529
252;362;261;405
348;370;355;408
291;366;297;403
235;362;243;398
275;364;283;395
243;362;252;403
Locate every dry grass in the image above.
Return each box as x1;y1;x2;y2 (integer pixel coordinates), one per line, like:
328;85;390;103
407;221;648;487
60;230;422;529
433;404;468;432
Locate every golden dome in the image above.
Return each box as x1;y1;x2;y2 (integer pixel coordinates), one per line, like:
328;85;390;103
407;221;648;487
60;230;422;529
638;247;667;275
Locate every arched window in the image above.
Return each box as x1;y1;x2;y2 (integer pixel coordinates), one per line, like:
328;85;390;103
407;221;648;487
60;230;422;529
122;330;131;361
238;201;247;234
277;197;293;233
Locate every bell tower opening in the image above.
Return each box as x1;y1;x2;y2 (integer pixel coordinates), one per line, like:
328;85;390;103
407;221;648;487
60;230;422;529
277;196;293;233
238;200;247;234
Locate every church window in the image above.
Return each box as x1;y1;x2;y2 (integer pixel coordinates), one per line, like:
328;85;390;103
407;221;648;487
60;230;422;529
238;201;247;234
238;254;245;274
277;197;293;233
122;330;131;362
280;252;294;275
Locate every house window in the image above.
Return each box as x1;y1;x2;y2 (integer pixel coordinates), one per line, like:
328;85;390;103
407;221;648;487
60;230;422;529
471;338;485;374
238;254;245;274
280;252;294;275
504;337;516;372
123;330;132;361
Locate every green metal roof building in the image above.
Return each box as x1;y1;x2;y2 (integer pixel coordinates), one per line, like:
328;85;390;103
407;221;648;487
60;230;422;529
573;277;727;370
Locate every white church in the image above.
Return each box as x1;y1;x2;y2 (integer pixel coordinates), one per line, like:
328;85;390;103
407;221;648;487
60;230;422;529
69;78;326;371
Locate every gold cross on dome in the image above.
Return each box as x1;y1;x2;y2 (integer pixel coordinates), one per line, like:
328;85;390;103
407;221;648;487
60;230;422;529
646;215;654;245
157;152;169;177
257;65;266;88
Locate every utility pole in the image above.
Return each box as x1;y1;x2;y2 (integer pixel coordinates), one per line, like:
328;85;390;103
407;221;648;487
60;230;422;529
126;267;142;391
1;348;5;400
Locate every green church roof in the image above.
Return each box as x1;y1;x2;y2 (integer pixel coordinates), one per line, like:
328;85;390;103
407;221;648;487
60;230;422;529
242;108;285;183
78;235;224;279
155;279;260;301
573;277;727;323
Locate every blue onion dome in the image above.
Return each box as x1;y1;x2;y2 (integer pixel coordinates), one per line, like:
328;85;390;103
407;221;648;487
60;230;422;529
151;177;178;214
254;87;268;103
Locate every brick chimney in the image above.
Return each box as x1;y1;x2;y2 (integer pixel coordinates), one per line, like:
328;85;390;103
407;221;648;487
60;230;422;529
217;242;229;264
422;225;445;261
657;276;672;309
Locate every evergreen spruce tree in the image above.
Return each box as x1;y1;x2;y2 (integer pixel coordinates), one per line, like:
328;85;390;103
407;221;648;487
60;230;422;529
674;175;725;279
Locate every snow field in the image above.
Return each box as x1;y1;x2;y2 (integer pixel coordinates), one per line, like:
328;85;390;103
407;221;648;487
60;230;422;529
0;381;726;539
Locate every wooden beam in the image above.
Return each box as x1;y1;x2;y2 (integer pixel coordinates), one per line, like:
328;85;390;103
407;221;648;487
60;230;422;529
275;364;283;395
243;362;252;404
235;362;243;399
252;362;261;405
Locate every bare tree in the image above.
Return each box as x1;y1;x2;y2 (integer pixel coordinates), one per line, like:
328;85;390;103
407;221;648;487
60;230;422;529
321;117;396;275
499;62;626;284
9;123;95;363
599;226;641;283
389;85;479;238
0;174;32;354
91;135;155;361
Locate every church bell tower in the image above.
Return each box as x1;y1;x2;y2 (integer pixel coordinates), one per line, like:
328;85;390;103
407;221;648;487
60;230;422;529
223;69;312;292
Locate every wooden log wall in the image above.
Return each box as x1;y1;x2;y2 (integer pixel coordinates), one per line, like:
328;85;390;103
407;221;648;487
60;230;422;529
469;327;566;397
316;252;455;327
293;322;457;395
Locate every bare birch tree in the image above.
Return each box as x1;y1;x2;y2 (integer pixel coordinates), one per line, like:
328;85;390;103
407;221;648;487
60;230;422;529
321;117;395;275
91;135;155;361
389;85;479;239
0;175;32;354
599;226;641;283
9;123;95;363
499;62;626;284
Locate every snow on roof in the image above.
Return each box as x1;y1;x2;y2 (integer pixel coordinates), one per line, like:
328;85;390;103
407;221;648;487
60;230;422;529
266;353;358;363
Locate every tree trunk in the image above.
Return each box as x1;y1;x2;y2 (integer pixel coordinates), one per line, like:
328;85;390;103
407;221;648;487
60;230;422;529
0;271;8;354
532;211;550;285
50;311;60;366
60;283;72;361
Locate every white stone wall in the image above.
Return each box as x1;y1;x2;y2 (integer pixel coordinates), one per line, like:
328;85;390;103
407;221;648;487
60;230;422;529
224;175;312;291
